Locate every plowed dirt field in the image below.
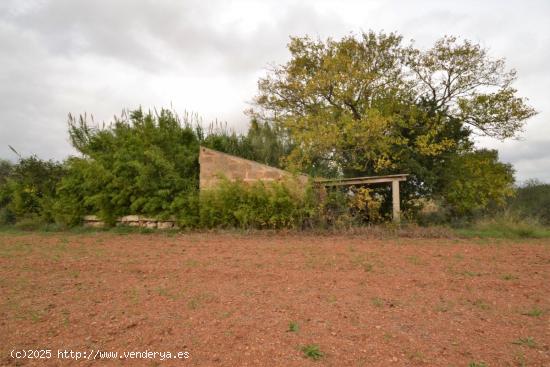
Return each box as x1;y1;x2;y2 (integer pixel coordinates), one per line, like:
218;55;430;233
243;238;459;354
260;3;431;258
1;232;548;366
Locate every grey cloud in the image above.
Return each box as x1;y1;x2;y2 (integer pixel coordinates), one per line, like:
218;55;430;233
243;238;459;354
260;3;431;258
5;0;347;75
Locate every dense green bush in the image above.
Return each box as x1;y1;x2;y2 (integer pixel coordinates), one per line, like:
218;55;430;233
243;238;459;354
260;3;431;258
508;180;550;225
55;109;202;225
437;149;515;217
199;177;317;229
0;156;65;224
52;109;294;227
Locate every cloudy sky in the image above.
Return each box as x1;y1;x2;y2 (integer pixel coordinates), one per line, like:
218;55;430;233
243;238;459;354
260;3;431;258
1;0;548;182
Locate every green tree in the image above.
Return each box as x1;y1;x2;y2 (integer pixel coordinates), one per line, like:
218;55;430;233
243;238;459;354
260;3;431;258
0;159;13;186
252;31;535;214
202;118;293;169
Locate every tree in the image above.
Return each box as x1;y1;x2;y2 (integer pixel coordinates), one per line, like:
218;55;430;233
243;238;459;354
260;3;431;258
252;31;535;213
406;36;535;140
254;32;411;177
201;118;293;168
0;159;13;186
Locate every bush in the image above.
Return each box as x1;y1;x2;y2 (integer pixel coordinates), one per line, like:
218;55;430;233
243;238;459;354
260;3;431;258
13;216;45;231
508;180;550;225
171;190;200;228
0;156;65;223
54;108;292;228
318;189;352;228
0;207;15;225
456;211;550;239
55;109;201;225
199;177;317;229
438;149;515;217
317;186;385;228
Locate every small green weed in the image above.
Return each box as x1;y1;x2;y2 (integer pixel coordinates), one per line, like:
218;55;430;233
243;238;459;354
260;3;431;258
28;309;43;323
183;259;199;267
522;307;543;317
220;311;233;319
501;274;518;280
155;287;183;301
461;270;482;277
288;321;299;332
514;352;526;367
351;254;374;272
61;309;70;326
301;344;324;360
187;292;216;310
128;288;140;305
512;337;537;348
406;350;425;363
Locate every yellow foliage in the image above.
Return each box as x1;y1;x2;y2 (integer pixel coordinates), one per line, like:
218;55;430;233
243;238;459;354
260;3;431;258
350;187;383;222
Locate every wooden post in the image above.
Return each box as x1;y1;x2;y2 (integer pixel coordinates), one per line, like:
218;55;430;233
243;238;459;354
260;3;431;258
392;179;400;223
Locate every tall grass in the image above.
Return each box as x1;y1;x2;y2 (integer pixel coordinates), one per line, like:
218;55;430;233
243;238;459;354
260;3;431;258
456;211;550;239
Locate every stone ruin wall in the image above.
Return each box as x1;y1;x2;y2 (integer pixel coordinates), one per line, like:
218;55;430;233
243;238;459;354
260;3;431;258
199;146;308;189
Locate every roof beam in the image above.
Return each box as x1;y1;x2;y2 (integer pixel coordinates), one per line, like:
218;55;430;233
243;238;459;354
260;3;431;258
314;174;408;187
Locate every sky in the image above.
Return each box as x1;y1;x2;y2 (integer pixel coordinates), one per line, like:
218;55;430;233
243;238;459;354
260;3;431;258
0;0;549;182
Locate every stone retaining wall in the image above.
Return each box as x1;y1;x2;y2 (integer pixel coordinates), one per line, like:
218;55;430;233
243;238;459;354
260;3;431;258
83;215;176;229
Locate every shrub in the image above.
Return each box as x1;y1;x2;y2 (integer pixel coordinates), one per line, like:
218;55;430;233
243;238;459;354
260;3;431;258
54;109;292;228
439;149;515;217
301;345;324;360
13;216;45;231
318;189;351;228
0;207;15;225
55;109;201;225
349;187;384;223
508;180;550;225
199;177;317;229
171;190;200;228
317;186;385;228
456;211;550;239
0;156;65;224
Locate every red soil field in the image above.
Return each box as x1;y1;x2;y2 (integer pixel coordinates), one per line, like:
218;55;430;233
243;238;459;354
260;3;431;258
1;232;548;366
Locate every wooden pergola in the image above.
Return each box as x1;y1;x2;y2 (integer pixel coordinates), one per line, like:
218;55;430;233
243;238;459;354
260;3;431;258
314;174;409;223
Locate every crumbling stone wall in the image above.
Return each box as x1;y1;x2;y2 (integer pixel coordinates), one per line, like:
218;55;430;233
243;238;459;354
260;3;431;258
199;147;308;189
82;215;176;229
